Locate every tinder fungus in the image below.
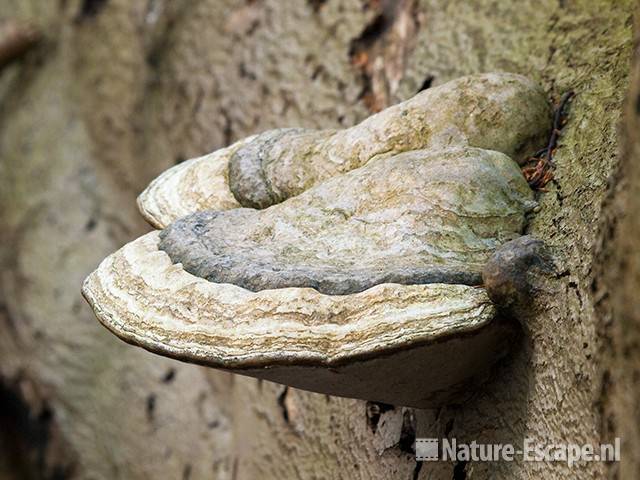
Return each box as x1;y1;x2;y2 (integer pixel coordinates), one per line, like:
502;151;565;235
84;73;551;408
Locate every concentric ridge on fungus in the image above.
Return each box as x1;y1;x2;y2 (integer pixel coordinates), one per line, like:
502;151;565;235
83;72;551;407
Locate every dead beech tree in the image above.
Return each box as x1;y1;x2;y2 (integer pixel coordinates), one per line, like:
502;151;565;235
0;1;637;479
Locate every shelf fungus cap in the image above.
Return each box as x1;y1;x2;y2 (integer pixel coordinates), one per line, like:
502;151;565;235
137;72;551;228
83;232;516;408
84;146;534;407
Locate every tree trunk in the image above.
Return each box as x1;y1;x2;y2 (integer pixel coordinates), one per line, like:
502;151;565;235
0;0;635;479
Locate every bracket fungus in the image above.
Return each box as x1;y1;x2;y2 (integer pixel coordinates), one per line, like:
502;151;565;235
84;73;552;408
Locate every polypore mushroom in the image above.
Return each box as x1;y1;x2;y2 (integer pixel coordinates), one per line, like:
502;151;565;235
83;73;551;408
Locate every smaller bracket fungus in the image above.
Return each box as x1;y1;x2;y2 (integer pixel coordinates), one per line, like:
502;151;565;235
84;73;552;408
483;235;557;315
137;73;551;228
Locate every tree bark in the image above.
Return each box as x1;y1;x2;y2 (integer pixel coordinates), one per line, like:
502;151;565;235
0;0;635;479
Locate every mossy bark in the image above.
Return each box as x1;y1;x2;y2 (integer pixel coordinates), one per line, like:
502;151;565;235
0;0;635;479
